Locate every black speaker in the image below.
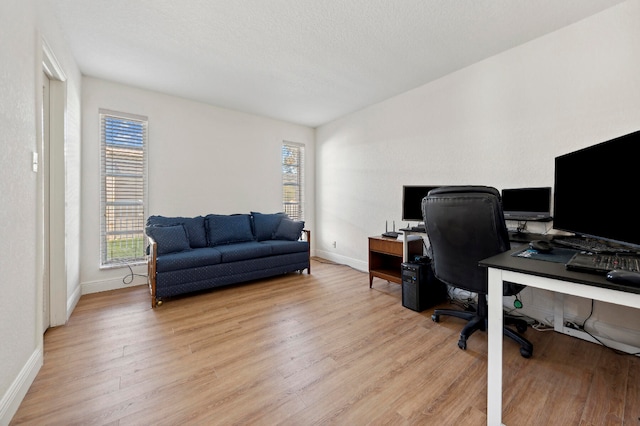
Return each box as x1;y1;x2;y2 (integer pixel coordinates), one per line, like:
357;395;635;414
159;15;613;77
401;260;447;312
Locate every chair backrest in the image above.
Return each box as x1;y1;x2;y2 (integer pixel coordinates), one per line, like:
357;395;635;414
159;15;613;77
421;186;510;295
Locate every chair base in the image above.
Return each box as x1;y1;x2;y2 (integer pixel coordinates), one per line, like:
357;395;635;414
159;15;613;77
432;307;533;358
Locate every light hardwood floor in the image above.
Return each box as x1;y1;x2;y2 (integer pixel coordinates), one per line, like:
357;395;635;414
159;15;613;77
11;258;640;425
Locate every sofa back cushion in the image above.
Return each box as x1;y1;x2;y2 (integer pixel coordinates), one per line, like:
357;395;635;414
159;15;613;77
146;215;207;248
145;224;191;254
273;218;305;241
207;214;254;246
251;211;286;241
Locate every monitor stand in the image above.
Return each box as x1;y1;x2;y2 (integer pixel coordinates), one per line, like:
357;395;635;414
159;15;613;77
409;223;426;232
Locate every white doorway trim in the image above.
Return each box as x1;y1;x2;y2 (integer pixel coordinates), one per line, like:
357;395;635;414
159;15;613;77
40;38;67;329
41;70;51;332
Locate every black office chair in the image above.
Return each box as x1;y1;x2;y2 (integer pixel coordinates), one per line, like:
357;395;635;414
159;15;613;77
422;186;533;358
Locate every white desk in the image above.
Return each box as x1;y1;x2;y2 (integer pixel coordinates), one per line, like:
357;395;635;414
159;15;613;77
481;250;640;426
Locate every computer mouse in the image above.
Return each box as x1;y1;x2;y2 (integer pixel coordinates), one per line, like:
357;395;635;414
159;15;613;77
529;240;552;253
606;270;640;286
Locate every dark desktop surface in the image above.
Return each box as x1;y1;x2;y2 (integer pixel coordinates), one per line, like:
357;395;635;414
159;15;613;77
480;248;640;295
401;226;426;232
507;231;549;243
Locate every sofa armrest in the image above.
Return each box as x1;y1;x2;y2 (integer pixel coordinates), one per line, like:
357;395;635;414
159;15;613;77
147;236;158;308
302;229;311;274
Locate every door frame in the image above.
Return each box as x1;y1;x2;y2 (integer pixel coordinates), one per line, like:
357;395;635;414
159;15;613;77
39;39;67;330
41;70;51;332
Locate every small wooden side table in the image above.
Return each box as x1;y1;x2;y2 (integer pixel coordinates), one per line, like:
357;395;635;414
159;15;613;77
368;235;422;287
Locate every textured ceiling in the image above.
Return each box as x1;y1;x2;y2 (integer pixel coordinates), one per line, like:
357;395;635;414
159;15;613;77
45;0;625;127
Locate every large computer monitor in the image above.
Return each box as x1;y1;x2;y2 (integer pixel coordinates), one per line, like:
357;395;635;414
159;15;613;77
501;187;552;221
402;185;441;222
554;129;640;249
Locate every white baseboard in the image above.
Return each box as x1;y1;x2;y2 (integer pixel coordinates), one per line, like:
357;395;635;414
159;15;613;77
503;295;556;326
0;348;42;426
81;276;147;295
314;250;367;273
68;284;82;318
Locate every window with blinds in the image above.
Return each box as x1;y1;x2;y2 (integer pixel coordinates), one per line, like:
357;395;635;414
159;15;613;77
100;110;148;267
282;142;304;220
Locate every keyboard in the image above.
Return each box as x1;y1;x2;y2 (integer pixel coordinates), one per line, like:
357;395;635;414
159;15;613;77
566;252;640;275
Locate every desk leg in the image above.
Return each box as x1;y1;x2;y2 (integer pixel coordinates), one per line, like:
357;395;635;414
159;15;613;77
402;232;409;262
487;268;504;426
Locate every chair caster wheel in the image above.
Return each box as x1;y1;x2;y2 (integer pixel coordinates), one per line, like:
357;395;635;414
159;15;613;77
516;323;527;333
156;299;163;307
432;314;440;322
458;339;467;350
520;347;532;358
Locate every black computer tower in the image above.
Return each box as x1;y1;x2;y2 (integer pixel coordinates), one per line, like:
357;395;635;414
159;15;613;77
401;260;447;312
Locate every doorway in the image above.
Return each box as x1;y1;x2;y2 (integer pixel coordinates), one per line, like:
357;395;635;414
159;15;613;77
41;71;51;332
41;40;67;330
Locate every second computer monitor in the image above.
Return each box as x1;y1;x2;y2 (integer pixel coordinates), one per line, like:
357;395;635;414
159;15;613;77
501;187;552;221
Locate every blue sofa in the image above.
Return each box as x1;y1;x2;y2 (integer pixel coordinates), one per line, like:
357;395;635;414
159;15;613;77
145;212;310;307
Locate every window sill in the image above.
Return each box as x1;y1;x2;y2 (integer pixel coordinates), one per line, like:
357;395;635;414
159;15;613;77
100;259;147;270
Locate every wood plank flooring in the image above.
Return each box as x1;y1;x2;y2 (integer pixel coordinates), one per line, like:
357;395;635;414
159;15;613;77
11;258;640;425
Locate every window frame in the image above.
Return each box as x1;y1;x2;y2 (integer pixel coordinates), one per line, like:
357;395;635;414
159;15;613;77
99;109;149;268
282;141;305;221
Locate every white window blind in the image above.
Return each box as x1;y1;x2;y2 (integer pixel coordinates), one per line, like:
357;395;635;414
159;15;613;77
282;142;304;220
100;110;148;267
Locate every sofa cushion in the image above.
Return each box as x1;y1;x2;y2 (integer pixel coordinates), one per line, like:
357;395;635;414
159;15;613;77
206;214;254;246
260;240;309;255
251;211;286;241
155;247;222;273
146;215;207;248
273;218;305;241
214;241;273;262
146;224;191;255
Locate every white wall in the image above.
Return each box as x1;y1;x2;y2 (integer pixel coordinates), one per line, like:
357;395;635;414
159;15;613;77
0;1;39;421
80;77;316;293
315;0;640;346
1;0;82;423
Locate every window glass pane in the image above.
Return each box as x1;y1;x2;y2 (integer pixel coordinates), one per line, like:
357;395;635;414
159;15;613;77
282;142;304;220
100;112;147;266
